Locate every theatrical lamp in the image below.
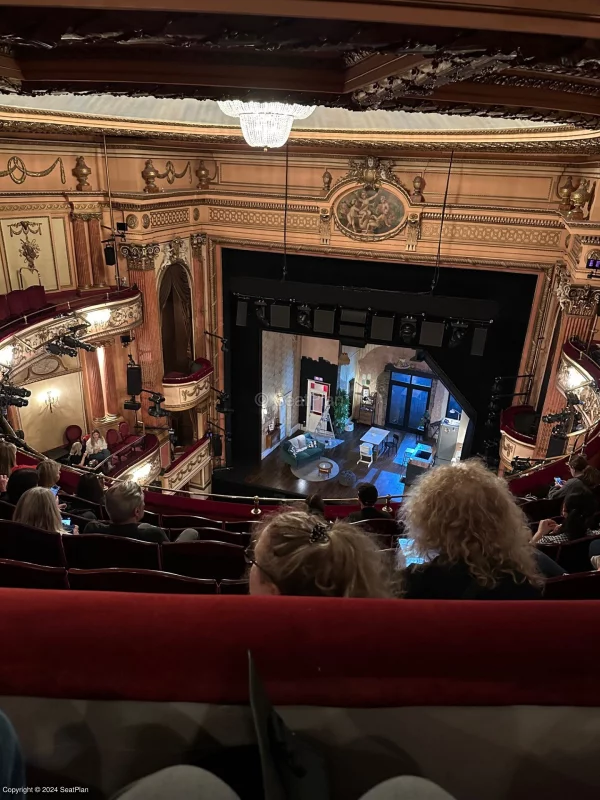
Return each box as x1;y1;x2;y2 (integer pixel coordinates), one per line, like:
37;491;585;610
297;305;312;329
1;384;31;398
61;335;96;352
448;321;468;348
46;342;77;358
148;392;168;418
399;316;417;345
254;299;268;324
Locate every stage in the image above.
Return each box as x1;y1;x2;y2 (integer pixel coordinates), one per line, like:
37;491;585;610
239;424;427;500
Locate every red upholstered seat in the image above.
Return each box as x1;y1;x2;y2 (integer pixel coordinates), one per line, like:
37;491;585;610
68;568;217;594
0;558;68;589
0;500;15;520
118;421;141;446
105;428;120;453
0;293;10;322
0;521;65;567
24;284;46;312
64;425;83;447
161;514;225;530
7;289;28;317
63;534;161;571
161;540;246;580
545;571;600;599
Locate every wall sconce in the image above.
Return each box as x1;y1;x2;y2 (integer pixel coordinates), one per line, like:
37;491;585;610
44;389;60;413
131;462;152;484
0;344;13;367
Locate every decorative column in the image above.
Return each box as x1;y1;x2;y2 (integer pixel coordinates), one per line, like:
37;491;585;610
191;233;207;360
81;349;106;423
535;266;600;457
97;341;120;419
120;243;164;426
87;216;108;287
71;214;93;289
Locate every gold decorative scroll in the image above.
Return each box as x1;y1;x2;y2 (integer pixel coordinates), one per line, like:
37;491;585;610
0;155;66;185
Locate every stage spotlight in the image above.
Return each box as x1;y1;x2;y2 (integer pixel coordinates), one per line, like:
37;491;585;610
149;403;168;418
399;316;417;345
0;394;28;408
297;305;312;329
448;321;468;348
61;335;96;352
221;338;229;353
254;300;268;325
216;397;234;415
46;342;78;358
1;385;31;398
121;334;135;348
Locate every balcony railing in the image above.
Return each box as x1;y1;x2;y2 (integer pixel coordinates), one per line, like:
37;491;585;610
161;436;211;492
162;358;213;411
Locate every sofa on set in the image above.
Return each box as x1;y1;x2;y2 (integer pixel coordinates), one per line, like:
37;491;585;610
280;432;325;468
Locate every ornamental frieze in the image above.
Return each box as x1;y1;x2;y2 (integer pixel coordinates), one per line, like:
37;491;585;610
420;222;561;248
161;439;211;491
555;264;600;316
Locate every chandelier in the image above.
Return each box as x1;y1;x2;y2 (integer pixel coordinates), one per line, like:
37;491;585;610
217;101;316;148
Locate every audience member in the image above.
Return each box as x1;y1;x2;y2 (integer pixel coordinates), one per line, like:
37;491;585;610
347;483;392;523
533;490;597;546
401;459;543;599
13;487;78;534
0;440;17;478
548;453;600;500
68;441;82;466
305;493;326;517
83;480;197;543
79;429;110;468
247;509;391;598
1;468;38;506
36;459;61;490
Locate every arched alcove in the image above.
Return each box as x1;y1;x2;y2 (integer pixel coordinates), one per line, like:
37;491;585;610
159;261;194;376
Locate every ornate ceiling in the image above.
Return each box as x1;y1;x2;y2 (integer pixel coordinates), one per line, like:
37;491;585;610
0;4;600;128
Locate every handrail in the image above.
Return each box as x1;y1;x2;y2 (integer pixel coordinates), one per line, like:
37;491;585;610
0;285;139;340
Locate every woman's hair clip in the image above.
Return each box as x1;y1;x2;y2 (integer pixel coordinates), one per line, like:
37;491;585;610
309;523;331;545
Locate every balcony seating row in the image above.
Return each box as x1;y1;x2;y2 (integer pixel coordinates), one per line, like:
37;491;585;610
0;559;249;594
0;285;49;322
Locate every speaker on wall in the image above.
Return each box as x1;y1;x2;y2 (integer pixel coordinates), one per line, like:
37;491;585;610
235;300;248;327
419;321;445;347
104;245;116;266
340;308;367;325
370;315;394;342
126;364;143;396
314;309;335;335
270;304;291;329
471;327;488;356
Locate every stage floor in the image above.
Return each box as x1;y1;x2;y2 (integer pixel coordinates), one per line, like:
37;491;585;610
241;424;424;500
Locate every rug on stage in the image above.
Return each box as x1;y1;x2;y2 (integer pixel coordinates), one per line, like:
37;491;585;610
290;458;340;482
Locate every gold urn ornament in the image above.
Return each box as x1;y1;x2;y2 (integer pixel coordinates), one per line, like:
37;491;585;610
568;179;590;220
558;175;574;214
142;159;160;193
73;156;92;191
411;175;425;203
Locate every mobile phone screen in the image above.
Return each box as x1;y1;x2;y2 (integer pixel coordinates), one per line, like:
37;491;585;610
50;485;60;496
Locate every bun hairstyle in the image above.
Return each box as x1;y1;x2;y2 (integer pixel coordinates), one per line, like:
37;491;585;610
253;510;392;598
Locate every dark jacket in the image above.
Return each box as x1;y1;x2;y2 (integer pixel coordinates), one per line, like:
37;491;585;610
548;476;590;502
403;558;541;600
83;521;169;544
347;506;392;523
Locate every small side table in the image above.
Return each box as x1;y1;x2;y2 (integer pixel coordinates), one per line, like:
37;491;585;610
318;461;333;477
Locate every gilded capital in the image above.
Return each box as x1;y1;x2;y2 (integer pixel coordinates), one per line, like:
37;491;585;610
555;263;600;317
120;242;161;271
191;232;207;257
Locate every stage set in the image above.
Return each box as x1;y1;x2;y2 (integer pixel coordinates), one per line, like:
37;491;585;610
242;332;471;499
221;248;536;501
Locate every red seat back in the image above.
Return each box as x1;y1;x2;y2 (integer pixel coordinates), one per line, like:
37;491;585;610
24;284;45;312
0;521;65;567
63;534;161;570
68;568;217;594
0;294;9;322
162;515;224;530
106;429;120;451
0;500;15;520
64;425;83;446
0;558;68;589
7;290;28;317
161;540;246;580
545;571;600;599
118;422;131;440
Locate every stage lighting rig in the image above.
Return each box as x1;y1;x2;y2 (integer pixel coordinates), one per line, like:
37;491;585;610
399;316;417;345
61;335;96;353
297;305;312;329
1;385;31;399
254;299;269;325
46;341;77;358
448;321;468;348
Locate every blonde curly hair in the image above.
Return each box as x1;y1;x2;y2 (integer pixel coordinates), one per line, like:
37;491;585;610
252;510;392;598
401;459;541;588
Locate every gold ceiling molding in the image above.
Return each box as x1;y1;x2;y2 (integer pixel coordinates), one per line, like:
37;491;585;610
0;106;596;155
208;207;318;231
420;222;562;249
421;212;563;229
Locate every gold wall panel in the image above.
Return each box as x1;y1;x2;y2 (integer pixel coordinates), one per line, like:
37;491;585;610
0;215;64;291
50;217;73;288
